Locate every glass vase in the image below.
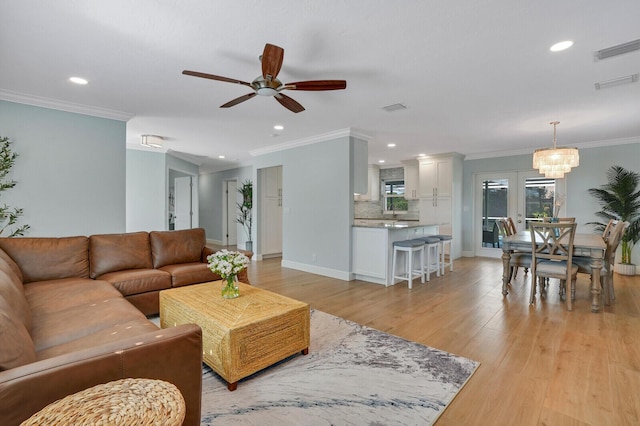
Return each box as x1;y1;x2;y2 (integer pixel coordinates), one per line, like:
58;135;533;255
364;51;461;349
221;275;239;299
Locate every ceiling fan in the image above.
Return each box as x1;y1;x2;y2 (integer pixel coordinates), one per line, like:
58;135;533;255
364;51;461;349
182;43;347;113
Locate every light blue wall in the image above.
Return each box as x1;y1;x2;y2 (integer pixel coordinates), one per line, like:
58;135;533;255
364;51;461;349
462;142;640;264
252;136;356;279
0;100;126;236
199;165;252;243
126;149;166;232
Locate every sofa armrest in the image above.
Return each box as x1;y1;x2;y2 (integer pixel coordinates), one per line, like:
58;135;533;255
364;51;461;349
0;324;203;426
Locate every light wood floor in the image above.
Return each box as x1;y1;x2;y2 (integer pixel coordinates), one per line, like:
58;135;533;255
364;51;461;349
240;255;640;425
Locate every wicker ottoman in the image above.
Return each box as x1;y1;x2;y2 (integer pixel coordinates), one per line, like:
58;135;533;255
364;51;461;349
21;378;185;426
160;281;310;391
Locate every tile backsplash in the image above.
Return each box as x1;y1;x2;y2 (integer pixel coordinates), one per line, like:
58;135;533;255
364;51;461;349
354;167;419;220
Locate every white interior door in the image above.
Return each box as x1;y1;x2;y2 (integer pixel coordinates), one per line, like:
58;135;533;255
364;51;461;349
174;176;192;230
225;180;237;245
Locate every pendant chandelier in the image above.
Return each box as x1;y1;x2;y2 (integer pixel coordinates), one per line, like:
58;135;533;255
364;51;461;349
532;121;579;179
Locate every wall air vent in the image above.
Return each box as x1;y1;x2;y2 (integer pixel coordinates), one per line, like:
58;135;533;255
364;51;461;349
382;103;407;112
594;39;640;61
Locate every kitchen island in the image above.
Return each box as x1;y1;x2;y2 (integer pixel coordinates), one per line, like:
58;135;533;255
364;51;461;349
352;222;439;286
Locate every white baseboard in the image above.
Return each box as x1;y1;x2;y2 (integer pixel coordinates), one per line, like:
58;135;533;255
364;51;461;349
206;238;223;246
280;260;352;281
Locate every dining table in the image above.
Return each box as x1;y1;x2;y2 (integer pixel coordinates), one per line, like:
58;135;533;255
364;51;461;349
501;230;607;313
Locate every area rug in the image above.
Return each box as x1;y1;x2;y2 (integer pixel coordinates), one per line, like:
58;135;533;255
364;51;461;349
196;310;479;425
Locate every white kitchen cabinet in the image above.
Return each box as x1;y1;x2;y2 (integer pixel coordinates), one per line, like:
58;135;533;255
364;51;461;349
418;157;452;198
417;154;463;259
354;165;380;201
403;162;419;200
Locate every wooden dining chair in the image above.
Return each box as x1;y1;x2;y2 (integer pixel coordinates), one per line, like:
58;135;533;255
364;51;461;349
574;220;628;305
498;218;531;283
543;217;576;223
529;222;578;310
506;217;517;235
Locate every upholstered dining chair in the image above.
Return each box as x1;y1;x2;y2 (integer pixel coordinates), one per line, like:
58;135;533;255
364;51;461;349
498;218;531;283
574;220;628;305
529;222;578;310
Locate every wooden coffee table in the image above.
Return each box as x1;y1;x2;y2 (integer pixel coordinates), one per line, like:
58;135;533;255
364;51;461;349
159;282;310;391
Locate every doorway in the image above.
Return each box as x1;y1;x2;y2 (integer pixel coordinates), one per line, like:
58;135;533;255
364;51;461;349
223;180;238;246
169;169;198;231
474;170;564;258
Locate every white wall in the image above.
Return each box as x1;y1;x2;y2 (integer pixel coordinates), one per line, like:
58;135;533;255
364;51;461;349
0;100;126;236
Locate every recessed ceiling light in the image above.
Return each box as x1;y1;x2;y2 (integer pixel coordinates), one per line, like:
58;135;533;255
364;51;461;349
273;125;284;130
418;153;426;157
550;41;573;52
387;143;396;148
69;77;88;85
378;160;385;163
218;155;225;159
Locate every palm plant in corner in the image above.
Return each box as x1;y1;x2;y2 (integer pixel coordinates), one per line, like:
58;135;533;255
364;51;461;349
0;136;30;237
236;180;253;251
588;165;640;275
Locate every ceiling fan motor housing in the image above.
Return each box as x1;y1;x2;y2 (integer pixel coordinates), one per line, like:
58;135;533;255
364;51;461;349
253;77;281;96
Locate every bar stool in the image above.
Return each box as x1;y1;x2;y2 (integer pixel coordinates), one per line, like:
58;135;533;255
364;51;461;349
392;239;425;289
415;236;441;281
432;234;453;275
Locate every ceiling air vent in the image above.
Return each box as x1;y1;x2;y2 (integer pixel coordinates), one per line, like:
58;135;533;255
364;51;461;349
594;39;640;61
382;103;407;112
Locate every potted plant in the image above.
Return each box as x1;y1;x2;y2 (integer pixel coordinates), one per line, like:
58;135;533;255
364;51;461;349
236;179;253;251
588;166;640;275
0;136;30;237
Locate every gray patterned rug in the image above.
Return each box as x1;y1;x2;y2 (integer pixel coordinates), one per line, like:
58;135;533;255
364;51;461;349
198;310;479;425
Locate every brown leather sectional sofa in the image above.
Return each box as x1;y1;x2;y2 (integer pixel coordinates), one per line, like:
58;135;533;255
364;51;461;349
0;228;251;425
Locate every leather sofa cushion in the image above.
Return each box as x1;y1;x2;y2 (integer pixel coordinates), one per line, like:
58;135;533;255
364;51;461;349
0;269;31;332
24;278;122;315
30;297;146;352
0;236;89;283
36;319;159;360
159;262;220;288
89;232;152;279
150;228;206;268
97;269;171;296
0;298;36;371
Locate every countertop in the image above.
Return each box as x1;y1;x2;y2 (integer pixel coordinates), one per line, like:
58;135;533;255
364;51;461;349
353;221;438;229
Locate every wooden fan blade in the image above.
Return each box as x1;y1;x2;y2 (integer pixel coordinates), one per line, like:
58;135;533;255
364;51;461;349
285;80;347;91
274;93;305;113
261;43;284;81
220;93;257;108
182;70;252;87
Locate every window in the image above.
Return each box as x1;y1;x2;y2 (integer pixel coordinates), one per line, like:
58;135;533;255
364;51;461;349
383;180;408;212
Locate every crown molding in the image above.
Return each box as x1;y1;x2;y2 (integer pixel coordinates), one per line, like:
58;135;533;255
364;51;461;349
249;127;371;157
0;89;135;121
463;136;640;160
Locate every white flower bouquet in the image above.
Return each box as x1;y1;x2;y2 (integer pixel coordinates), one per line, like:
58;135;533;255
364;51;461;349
207;249;250;298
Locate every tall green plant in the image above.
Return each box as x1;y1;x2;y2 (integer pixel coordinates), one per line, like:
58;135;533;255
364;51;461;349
236;180;253;241
0;136;30;237
588;165;640;264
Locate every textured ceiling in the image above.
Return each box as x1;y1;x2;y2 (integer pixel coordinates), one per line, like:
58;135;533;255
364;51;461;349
1;1;639;172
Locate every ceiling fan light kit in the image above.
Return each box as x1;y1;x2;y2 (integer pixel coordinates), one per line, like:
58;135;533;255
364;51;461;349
182;43;346;113
532;121;579;179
